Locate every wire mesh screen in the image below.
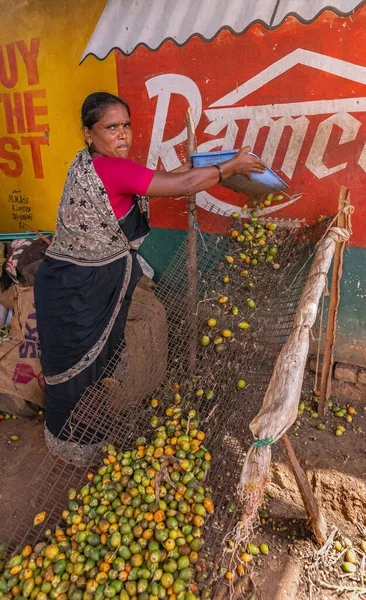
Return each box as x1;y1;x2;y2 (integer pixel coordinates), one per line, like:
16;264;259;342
4;204;331;598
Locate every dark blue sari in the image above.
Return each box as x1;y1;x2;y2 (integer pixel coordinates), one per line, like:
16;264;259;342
34;200;148;439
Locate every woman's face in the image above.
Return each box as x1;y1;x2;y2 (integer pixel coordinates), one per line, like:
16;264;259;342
84;104;132;158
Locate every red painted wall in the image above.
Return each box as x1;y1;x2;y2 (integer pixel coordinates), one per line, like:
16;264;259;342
116;7;366;246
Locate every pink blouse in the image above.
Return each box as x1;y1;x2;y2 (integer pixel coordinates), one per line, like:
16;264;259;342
93;156;154;219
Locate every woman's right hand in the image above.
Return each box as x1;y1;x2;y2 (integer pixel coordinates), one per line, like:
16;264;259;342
146;146;267;198
225;146;266;179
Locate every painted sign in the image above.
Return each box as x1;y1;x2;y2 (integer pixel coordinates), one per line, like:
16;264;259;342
0;37;49;178
0;1;365;248
0;0;117;234
114;8;366;245
0;37;49;230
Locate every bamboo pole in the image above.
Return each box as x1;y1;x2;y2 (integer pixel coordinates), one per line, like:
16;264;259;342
318;187;351;417
281;434;327;544
185;107;198;374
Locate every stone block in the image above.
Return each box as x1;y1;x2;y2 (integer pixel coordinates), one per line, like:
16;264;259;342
334;362;358;384
358;369;366;385
331;380;366;403
309;357;322;373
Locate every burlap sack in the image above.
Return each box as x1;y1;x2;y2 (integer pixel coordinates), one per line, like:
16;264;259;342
0;286;15;310
0;285;45;418
120;276;168;403
0;277;168;418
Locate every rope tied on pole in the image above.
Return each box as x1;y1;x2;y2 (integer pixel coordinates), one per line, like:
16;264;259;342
316;202;354;248
250;437;276;449
194;221;208;252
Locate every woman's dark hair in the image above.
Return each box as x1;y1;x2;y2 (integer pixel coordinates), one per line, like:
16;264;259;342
81;92;130;129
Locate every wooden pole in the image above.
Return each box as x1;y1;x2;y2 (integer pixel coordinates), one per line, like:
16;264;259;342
318;186;351;417
185;107;198;374
281;434;327;544
27;225;51;245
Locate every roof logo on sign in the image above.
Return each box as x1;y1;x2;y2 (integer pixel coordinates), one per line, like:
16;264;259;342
209;48;366;108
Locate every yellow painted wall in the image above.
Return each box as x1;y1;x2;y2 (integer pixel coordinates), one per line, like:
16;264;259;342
0;0;116;232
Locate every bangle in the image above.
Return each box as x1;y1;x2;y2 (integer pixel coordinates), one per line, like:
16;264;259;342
212;164;223;183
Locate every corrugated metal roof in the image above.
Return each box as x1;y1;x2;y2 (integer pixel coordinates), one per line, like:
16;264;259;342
81;0;364;61
272;0;362;25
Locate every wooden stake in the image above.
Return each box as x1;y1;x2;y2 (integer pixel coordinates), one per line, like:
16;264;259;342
282;434;327;545
185;107;198;374
318;186;351;416
27;225;52;245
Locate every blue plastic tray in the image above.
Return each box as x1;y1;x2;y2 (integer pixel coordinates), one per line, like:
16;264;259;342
191;150;289;195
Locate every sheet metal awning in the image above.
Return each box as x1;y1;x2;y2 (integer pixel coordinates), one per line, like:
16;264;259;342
81;0;364;61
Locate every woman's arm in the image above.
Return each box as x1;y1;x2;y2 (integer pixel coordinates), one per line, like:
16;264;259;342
146;147;266;198
169;160;192;173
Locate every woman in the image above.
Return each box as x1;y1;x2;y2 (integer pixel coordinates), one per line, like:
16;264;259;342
35;92;265;462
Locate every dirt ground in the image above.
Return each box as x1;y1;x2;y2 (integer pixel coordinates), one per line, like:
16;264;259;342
247;388;366;600
0;385;365;600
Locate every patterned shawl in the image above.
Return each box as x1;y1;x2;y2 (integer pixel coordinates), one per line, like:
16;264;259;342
46;148;130;266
